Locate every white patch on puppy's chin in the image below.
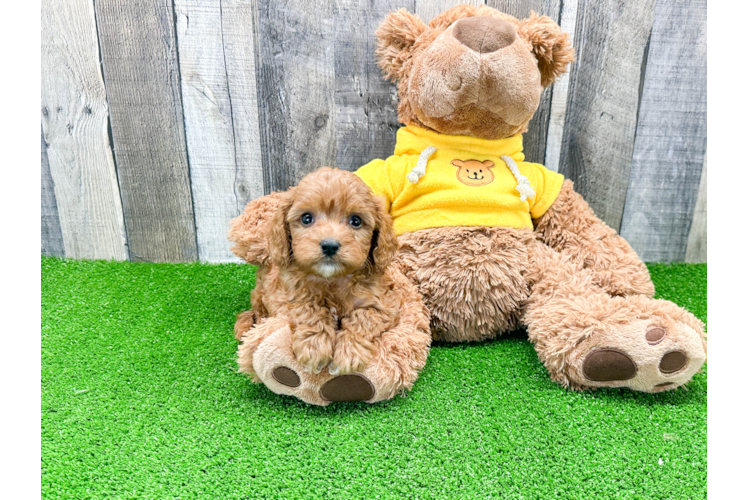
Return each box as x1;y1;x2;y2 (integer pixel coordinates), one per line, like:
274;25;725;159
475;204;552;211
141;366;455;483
315;262;342;278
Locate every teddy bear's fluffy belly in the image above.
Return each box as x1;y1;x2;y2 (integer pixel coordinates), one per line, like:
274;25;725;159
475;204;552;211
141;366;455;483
394;226;536;342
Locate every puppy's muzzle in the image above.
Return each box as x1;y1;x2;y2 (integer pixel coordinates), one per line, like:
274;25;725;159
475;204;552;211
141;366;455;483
320;238;341;257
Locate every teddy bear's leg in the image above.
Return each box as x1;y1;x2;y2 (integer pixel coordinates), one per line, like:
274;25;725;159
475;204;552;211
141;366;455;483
523;242;706;392
534;179;655;298
237;275;431;405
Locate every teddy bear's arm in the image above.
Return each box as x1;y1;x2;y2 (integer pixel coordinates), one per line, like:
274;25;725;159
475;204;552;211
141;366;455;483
533;179;655;298
227;191;284;265
355;158;399;211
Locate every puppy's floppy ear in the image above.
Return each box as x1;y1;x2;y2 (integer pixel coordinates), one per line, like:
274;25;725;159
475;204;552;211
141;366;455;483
227;192;284;265
376;8;427;82
266;189;295;268
516;12;575;87
368;196;399;274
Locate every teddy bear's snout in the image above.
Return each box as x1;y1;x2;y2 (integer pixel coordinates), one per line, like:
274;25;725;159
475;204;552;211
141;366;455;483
452;16;516;54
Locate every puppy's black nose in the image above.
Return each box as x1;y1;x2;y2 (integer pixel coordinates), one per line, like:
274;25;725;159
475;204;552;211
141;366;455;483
320;239;340;257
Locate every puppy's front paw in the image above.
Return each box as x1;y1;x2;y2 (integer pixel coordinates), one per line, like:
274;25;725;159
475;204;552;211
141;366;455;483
292;334;334;374
234;310;257;341
329;335;374;376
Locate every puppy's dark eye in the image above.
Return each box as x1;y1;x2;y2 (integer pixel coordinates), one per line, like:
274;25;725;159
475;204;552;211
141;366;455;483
349;215;363;228
300;213;314;226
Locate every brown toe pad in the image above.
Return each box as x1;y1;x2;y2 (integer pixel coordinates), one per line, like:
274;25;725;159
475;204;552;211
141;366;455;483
320;374;375;402
660;351;688;374
583;348;637;382
645;326;667;345
272;367;301;388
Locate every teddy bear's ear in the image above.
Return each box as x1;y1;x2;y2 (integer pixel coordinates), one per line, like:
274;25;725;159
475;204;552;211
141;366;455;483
376;8;428;82
516;12;575;87
482;160;495;169
451;160;464;168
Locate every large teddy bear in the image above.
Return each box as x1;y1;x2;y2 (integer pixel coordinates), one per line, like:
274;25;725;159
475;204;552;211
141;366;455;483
230;4;706;404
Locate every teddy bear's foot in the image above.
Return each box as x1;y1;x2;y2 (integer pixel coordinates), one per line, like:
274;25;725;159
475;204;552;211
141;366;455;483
268;365;375;402
267;366;376;402
571;318;706;393
528;295;707;393
246;323;336;406
240;320;424;406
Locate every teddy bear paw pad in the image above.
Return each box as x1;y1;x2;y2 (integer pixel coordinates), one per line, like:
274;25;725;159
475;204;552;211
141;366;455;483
582;349;637;382
659;350;688;373
645;326;666;344
320;374;375;402
271;366;301;388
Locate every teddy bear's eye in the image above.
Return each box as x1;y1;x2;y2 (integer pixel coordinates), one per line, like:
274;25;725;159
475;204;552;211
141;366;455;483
301;213;314;226
466;170;470;173
479;170;483;173
349;215;363;228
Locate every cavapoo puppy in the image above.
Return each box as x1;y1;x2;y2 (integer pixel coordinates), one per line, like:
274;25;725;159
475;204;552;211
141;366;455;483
239;167;402;376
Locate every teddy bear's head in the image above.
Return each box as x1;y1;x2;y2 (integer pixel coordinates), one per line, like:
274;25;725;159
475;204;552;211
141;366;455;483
376;4;574;140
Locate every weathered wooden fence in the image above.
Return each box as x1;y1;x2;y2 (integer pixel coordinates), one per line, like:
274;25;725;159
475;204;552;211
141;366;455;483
41;0;707;263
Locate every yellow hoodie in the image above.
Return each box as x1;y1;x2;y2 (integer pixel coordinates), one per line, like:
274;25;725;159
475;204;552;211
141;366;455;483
355;125;565;236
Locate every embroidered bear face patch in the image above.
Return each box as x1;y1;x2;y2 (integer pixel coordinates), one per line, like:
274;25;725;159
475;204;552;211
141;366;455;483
451;159;495;186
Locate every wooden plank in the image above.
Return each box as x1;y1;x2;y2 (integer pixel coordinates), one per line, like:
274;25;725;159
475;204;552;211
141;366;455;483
706;96;721;269
414;0;484;25
686;96;720;264
334;0;414;172
487;1;561;165
488;0;561;22
41;0;127;261
558;0;657;231
685;152;706;263
254;0;336;191
544;0;578;173
221;1;265;208
94;0;197;262
173;0;264;263
40;128;65;258
619;0;707;262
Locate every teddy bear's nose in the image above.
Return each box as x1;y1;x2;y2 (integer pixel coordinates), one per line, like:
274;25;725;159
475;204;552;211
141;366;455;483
452;16;516;54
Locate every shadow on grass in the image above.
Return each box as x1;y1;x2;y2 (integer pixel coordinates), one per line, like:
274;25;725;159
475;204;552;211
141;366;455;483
430;328;529;350
232;378;410;417
578;367;707;407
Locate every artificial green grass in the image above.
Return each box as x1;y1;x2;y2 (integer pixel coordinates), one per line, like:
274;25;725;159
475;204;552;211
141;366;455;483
41;257;706;499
